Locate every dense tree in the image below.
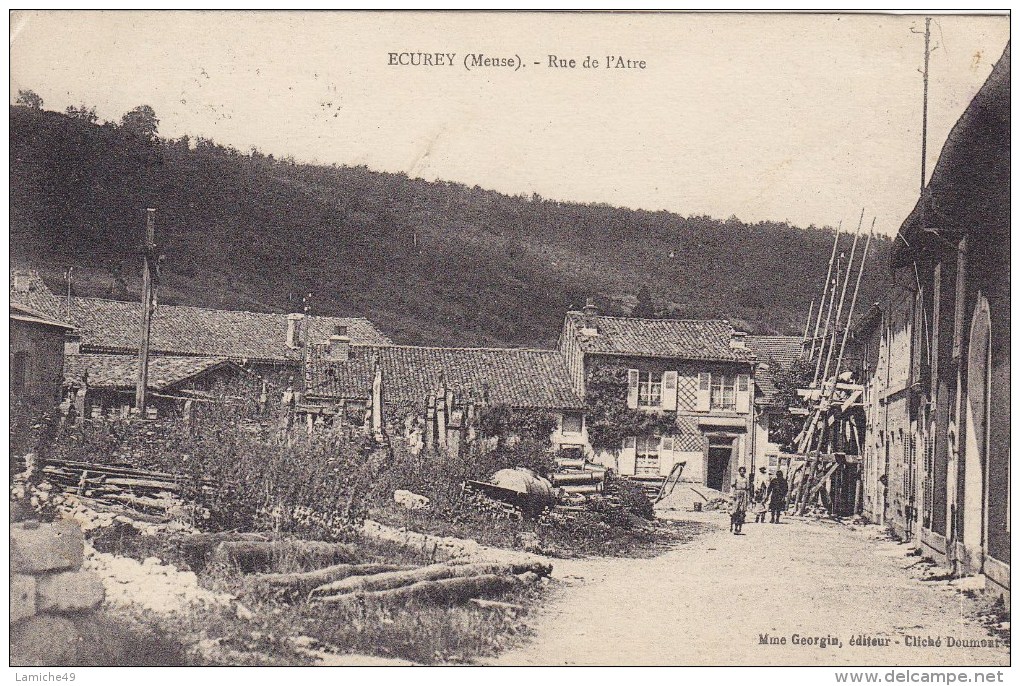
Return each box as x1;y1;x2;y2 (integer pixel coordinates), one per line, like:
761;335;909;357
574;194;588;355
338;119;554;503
64;104;98;123
767;357;815;449
15;89;43;110
121;105;159;140
631;284;657;318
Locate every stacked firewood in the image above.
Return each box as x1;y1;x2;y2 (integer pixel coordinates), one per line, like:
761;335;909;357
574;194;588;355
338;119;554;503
13;456;211;518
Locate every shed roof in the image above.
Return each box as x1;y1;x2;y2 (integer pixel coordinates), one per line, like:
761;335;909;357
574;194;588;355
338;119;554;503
65;353;248;391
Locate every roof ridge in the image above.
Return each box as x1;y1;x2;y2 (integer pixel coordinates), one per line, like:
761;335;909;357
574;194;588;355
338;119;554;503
566;311;732;326
745;334;803;340
71;295;373;322
345;343;562;354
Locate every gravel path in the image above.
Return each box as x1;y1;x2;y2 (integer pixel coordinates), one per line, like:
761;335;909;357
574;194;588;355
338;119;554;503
496;512;1008;666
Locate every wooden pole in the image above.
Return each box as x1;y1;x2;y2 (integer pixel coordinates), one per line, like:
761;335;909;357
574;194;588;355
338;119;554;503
64;266;73;320
831;220;875;386
801;299;815;349
820;209;864;388
134;209;156;415
812;251;842;386
371;356;384;442
921;17;931;204
810;221;842;360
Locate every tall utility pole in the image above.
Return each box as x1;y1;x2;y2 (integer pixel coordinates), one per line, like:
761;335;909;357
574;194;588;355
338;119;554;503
921;17;931;208
135;209;157;415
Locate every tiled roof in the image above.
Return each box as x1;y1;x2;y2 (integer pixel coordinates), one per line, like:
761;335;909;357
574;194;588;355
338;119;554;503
67;297;390;362
745;336;803;369
305;344;585;411
754;369;781;407
10;269;69;323
563;312;756;363
745;335;803;408
65;353;246;391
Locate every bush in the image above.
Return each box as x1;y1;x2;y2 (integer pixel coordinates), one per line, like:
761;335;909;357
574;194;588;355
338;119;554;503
19;403;386;541
606;472;655;520
372;437;556;513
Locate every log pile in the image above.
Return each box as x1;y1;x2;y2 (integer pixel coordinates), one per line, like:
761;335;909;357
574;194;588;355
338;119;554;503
248;562;416;599
12;456;208;517
309;559;550;606
550;455;606;502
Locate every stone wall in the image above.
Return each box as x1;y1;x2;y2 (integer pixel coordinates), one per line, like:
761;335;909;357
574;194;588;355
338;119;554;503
10;519;105;666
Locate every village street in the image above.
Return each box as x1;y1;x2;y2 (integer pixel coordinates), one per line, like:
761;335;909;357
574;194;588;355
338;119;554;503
496;512;1009;667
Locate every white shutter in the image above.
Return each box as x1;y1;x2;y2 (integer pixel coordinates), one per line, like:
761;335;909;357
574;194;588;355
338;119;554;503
619;437;637;476
696;372;711;412
662;371;678;411
626;369;639;409
736;373;751;413
659;436;675;476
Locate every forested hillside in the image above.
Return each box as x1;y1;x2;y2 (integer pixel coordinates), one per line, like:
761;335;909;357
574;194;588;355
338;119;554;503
10;105;892;347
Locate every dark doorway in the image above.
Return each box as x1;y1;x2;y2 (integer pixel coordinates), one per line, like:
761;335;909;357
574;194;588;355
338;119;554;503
707;446;731;492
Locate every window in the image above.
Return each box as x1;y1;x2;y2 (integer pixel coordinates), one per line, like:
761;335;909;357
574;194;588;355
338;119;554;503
561;412;583;434
637;371;662;407
710;374;737;410
635;436;660;476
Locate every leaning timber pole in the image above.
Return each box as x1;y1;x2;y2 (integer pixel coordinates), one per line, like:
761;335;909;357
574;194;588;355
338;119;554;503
801;299;815;350
810;221;842;360
831;219;876;392
820;209;864;388
812;251;841;387
135;209;157;415
801;212;863;453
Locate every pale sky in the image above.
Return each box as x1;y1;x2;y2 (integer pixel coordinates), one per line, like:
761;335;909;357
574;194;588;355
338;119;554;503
9;11;1010;237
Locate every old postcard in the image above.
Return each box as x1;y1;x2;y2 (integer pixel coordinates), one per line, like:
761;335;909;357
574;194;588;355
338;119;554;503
8;9;1011;676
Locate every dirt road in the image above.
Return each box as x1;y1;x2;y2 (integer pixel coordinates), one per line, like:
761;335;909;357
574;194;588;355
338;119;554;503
496;512;1008;666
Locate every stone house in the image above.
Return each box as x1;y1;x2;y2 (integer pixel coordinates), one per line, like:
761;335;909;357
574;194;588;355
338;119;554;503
557;304;758;490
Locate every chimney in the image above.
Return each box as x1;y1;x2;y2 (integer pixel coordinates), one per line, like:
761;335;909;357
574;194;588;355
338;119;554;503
333;324;348;337
326;334;352;362
730;330;747;349
64;331;81;356
12;270;31;293
580;297;600;336
286;313;304;349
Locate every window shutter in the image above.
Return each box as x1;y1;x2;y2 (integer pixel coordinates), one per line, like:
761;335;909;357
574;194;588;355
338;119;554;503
659;436;675;477
626;369;639;409
619;437;637;476
736;374;751;413
661;371;678;411
696;372;711;412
